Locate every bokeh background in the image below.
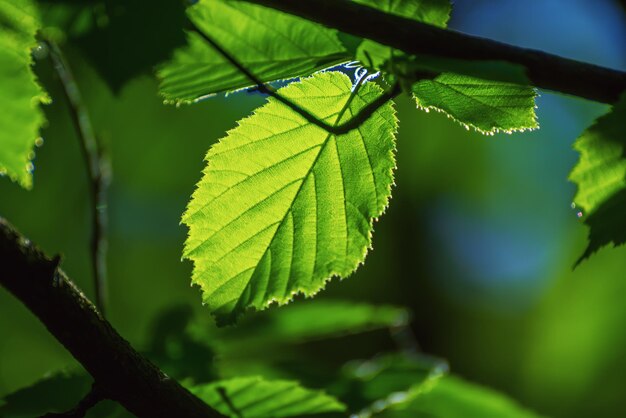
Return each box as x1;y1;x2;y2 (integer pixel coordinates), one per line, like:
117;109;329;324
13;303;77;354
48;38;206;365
1;0;626;416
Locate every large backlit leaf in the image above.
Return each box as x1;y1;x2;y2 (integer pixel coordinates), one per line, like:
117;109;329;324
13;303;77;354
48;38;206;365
190;376;346;418
412;73;538;134
0;0;47;188
569;93;626;261
158;0;350;103
183;71;397;324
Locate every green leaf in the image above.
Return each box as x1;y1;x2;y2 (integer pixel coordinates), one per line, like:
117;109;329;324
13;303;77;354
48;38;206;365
0;371;119;417
376;376;542;418
183;71;397;325
215;300;410;346
569;93;626;261
0;0;48;188
335;352;447;414
190;376;346;418
73;0;188;92
351;0;537;134
411;73;538;134
158;0;350;104
353;0;450;28
355;0;450;71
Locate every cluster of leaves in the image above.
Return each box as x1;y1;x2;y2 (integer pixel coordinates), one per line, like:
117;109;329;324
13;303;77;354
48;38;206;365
1;0;625;416
0;301;541;417
162;0;540;325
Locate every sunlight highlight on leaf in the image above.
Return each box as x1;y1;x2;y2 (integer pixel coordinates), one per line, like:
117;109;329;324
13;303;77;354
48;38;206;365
412;73;538;134
182;71;397;325
190;376;346;418
0;0;48;188
569;93;626;261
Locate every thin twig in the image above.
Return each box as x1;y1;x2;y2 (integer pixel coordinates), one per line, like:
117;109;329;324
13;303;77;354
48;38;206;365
189;24;401;135
47;40;110;316
242;0;626;104
40;384;104;418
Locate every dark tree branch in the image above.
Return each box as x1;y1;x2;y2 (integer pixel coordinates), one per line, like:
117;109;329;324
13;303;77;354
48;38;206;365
0;218;225;418
241;0;626;104
190;24;401;135
40;384;104;418
47;40;110;315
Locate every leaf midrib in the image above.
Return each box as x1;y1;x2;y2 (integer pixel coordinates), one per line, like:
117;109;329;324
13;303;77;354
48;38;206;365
204;79;363;303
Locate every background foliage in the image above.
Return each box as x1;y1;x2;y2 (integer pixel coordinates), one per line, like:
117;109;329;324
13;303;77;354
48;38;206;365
0;0;625;417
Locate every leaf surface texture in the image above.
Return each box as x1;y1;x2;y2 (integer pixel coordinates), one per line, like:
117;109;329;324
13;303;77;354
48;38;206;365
412;73;538;133
190;376;346;417
158;0;349;103
183;71;397;324
0;0;47;188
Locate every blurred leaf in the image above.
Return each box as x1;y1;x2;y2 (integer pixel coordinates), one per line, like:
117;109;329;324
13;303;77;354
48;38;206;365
569;93;626;261
333;352;447;413
375;375;542;418
411;73;538;134
158;0;349;104
182;71;397;325
0;0;48;188
0;371;118;417
190;376;346;418
145;306;219;384
73;0;187;91
36;1;98;39
355;0;450;71
216;300;410;346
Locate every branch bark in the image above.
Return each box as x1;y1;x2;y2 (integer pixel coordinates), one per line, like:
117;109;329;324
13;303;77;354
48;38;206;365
242;0;626;104
0;218;224;418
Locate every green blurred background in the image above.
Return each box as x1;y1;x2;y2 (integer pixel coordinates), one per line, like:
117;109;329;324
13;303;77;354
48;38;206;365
1;0;626;417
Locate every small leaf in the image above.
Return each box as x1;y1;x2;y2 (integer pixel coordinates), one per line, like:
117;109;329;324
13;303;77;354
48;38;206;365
74;0;188;92
0;371;119;417
190;376;346;418
0;0;48;188
350;0;537;134
183;71;397;325
216;300;410;345
353;0;450;28
336;352;447;413
569;93;626;261
376;375;543;418
355;0;450;71
412;73;538;134
158;0;350;103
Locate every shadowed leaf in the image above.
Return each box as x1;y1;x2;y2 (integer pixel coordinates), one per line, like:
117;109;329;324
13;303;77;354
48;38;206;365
158;0;350;103
569;93;626;261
